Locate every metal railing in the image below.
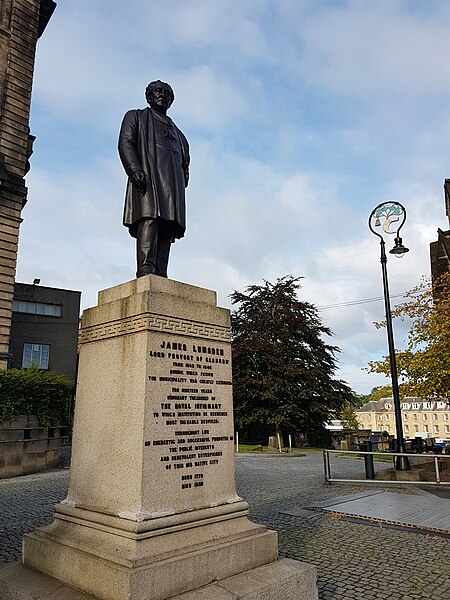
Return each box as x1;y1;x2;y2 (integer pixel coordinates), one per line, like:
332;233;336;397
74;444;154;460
323;449;450;486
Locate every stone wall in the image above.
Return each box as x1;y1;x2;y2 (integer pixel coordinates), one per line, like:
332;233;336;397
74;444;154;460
0;415;63;478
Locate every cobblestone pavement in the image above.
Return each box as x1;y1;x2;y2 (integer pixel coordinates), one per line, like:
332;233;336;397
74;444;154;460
235;453;450;600
0;453;449;599
0;470;68;564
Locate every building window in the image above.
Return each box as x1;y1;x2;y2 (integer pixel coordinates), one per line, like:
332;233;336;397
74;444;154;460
386;426;390;433
386;414;390;421
433;414;438;421
423;425;428;433
404;425;409;433
444;414;449;422
423;414;427;421
413;414;417;421
445;425;449;434
22;343;50;369
434;425;439;433
403;414;408;420
414;425;419;433
13;300;62;317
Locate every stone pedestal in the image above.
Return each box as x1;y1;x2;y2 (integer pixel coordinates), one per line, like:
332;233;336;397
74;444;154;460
0;276;317;600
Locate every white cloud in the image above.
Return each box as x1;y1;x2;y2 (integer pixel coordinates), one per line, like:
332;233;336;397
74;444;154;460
295;1;450;98
174;66;249;131
159;0;269;58
16;0;450;396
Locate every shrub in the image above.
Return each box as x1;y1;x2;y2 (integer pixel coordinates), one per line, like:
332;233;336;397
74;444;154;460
0;365;73;427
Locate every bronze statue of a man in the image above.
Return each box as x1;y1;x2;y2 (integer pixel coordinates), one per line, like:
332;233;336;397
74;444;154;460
118;81;190;278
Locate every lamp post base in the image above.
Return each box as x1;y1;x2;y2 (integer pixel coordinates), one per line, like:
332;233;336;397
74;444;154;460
395;454;411;471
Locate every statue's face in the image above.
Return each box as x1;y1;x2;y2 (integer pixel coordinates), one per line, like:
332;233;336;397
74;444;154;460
150;82;173;114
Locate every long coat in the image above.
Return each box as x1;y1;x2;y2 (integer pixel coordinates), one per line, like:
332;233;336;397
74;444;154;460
118;107;190;239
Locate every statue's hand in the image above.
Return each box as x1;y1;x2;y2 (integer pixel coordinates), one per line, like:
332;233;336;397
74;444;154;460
131;170;146;194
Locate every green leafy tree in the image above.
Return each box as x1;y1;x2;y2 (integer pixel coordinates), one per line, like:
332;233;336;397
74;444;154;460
231;276;354;442
359;385;393;405
367;272;450;399
339;401;359;429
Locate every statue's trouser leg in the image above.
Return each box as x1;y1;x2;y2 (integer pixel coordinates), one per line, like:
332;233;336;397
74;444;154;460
136;218;173;278
154;219;172;278
136;218;158;277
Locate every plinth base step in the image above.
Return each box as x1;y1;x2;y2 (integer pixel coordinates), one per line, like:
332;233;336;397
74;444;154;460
0;558;317;600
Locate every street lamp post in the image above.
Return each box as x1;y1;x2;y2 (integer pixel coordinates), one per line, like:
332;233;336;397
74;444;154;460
369;202;410;471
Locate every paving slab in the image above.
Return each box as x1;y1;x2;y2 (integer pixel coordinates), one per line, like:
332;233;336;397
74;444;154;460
312;490;450;534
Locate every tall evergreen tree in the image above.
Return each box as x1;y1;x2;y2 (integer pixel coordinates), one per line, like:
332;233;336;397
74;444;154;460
231;276;353;441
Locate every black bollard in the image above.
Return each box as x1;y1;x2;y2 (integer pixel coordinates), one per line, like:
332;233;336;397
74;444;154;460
363;441;375;480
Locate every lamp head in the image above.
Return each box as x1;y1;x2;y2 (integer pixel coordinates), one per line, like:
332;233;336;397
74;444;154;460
389;236;409;258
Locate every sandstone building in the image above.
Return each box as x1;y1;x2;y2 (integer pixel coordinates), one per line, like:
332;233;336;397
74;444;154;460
357;397;450;441
0;0;56;369
430;179;450;281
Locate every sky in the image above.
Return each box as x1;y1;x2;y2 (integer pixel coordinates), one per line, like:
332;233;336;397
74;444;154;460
16;0;450;394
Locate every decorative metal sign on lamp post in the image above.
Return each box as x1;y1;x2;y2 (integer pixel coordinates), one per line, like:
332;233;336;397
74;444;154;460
369;201;410;471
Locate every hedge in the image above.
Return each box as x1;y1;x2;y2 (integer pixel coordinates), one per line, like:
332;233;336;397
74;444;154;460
0;366;73;427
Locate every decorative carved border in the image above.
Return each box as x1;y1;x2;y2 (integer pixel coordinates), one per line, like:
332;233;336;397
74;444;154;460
80;314;230;344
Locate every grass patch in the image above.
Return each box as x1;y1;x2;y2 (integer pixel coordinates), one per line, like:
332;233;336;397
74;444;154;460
338;452;394;462
237;444;278;453
236;444;322;453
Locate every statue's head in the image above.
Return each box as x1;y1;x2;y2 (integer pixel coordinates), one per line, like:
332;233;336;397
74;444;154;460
145;80;174;114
